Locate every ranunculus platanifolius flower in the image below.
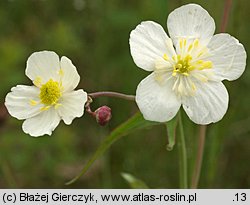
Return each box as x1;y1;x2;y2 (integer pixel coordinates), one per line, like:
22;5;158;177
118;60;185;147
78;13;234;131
130;4;247;124
5;51;87;137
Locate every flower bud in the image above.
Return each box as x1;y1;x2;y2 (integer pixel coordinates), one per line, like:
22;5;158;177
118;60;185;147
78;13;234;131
94;106;112;126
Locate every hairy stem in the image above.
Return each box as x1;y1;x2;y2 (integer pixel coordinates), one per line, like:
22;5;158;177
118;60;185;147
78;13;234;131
88;91;135;101
191;125;206;188
220;0;233;32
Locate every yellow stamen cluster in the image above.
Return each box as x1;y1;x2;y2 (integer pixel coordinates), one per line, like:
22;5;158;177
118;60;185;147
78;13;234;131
162;38;213;77
29;69;64;111
156;38;214;97
172;54;194;76
39;79;61;105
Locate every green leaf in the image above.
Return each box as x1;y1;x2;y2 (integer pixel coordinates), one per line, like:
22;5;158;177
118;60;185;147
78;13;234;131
121;172;149;189
65;112;158;185
166;115;178;151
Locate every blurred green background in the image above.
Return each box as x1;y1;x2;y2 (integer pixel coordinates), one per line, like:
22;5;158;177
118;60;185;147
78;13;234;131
0;0;249;188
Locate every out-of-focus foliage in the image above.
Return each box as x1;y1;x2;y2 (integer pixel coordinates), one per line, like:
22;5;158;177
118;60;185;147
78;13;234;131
0;0;249;188
121;172;149;189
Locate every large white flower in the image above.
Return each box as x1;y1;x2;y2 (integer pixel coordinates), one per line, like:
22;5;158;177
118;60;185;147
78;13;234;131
5;51;88;137
130;4;247;124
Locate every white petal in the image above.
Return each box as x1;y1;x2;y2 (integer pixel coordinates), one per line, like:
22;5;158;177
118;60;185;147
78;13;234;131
60;56;80;92
136;73;181;122
130;21;176;71
57;89;87;125
26;51;60;84
22;109;60;137
182;81;229;124
167;4;215;45
206;33;247;81
5;85;42;120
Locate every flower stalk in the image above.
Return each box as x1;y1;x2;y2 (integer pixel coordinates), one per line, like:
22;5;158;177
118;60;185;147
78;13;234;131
88;91;135;101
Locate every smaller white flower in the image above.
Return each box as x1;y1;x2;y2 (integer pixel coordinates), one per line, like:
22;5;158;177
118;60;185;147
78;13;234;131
5;51;88;137
130;4;247;124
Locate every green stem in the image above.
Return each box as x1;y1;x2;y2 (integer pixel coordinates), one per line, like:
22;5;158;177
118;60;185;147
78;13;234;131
178;111;188;188
88;91;135;101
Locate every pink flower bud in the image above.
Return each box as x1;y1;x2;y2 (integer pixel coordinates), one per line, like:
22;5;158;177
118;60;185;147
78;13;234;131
94;106;112;126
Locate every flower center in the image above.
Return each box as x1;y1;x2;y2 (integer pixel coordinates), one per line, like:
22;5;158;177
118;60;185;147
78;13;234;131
173;54;194;76
170;38;213;77
39;79;61;105
155;38;214;97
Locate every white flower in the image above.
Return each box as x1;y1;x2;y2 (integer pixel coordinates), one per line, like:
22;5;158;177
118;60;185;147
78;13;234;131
129;4;247;124
5;51;88;137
